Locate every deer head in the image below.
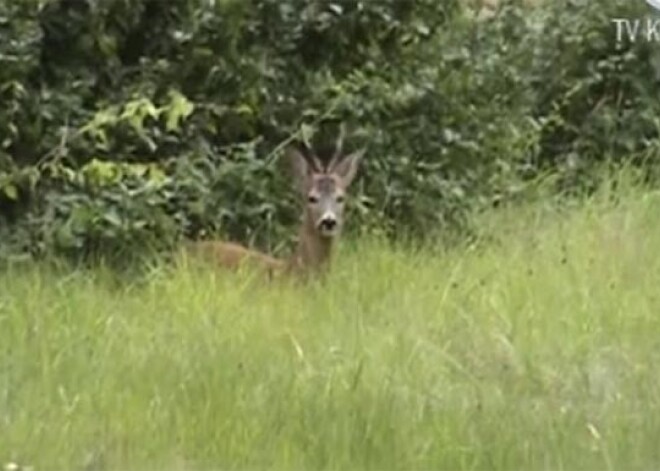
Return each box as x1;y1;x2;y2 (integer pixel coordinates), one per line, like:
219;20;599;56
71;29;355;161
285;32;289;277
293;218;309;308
288;129;363;239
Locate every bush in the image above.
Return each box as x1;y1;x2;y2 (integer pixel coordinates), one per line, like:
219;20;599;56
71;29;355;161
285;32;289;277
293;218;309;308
1;0;659;262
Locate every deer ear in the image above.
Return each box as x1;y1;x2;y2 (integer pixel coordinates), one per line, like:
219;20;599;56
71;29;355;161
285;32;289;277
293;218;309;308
331;149;364;187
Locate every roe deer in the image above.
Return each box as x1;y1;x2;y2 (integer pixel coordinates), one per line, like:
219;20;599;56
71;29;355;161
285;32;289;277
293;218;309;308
184;132;363;278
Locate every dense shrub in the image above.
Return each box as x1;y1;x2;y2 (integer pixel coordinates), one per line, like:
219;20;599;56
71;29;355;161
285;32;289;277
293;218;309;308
0;0;659;261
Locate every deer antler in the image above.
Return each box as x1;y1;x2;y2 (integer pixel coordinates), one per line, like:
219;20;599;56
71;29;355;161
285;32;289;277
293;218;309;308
299;143;323;173
327;122;346;172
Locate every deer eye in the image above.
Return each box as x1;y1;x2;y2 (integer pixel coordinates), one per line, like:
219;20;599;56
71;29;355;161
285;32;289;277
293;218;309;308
308;195;319;204
336;195;345;204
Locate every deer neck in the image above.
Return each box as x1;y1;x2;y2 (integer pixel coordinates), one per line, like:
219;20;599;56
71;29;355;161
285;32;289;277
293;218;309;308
291;216;334;272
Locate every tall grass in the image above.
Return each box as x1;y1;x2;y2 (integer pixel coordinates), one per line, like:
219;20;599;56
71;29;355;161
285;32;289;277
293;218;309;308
2;174;660;470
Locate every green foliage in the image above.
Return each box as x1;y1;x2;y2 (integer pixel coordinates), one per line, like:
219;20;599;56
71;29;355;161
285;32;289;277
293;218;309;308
1;0;660;260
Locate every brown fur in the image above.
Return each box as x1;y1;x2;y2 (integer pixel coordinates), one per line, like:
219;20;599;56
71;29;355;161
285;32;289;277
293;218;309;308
185;240;285;273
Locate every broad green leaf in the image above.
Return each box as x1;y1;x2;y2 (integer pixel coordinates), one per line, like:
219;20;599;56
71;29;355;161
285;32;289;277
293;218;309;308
166;90;195;132
300;123;315;146
3;183;18;200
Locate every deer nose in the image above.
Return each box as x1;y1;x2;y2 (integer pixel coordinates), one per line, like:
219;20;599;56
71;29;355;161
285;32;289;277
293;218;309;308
319;216;337;231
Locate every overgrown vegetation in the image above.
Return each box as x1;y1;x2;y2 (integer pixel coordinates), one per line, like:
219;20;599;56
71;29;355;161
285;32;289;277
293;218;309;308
0;0;658;262
3;3;660;468
3;171;660;470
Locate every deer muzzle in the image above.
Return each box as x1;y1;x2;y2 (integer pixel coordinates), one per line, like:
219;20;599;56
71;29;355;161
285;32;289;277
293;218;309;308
318;212;339;236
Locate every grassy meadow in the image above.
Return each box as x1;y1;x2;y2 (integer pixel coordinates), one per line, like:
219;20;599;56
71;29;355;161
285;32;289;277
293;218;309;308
2;176;660;470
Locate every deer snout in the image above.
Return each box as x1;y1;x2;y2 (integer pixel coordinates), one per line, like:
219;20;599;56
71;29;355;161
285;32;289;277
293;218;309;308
318;213;338;234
